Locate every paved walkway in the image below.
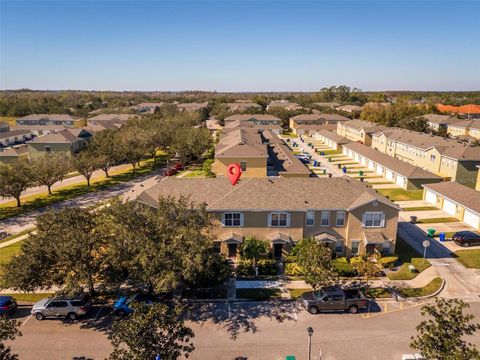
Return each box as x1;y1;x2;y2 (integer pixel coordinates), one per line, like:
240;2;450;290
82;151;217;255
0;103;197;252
0;168;166;237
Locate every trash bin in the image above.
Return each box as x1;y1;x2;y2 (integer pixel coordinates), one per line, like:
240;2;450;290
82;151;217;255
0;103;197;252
427;228;436;238
328;157;332;162
338;164;342;169
328;173;333;178
410;216;417;224
286;356;296;360
323;169;327;174
360;177;364;182
439;232;446;242
359;170;364;176
342;166;347;174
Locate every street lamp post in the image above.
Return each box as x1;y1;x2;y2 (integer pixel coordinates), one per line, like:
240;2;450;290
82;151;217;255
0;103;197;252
307;327;314;360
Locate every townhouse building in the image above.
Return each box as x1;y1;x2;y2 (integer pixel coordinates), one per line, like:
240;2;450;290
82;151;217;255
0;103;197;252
448;119;480;140
314;130;351;151
16;114;85;127
27;128;93;159
267;100;303;111
0;130;34;147
0;145;29;164
419;114;462;131
224;101;262;112
289;113;349;135
137;177;400;259
336;120;388;146
224;114;282;133
371;129;480;188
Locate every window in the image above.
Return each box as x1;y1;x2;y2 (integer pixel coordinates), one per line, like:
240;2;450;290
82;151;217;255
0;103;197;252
363;212;384;227
336;211;345;226
320;211;330;226
430;154;436;162
48;301;67;308
270;212;288;227
351;241;360;255
240;161;247;172
224;212;242;227
335;240;343;253
306;211;315;226
45;146;51;153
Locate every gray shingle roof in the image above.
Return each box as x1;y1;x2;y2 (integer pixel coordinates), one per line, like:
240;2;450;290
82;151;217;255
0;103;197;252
137;177;400;212
423;182;480;215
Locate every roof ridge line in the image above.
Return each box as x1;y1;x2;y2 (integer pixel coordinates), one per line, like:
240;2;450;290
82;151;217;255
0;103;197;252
208;177;254;208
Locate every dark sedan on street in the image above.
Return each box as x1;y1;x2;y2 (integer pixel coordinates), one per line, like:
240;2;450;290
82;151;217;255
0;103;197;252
452;231;480;247
0;295;18;315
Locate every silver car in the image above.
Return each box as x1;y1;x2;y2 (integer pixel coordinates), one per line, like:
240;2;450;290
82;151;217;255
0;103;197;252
31;294;92;321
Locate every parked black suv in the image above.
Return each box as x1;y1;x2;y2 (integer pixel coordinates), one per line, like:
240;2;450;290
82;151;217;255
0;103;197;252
452;231;480;247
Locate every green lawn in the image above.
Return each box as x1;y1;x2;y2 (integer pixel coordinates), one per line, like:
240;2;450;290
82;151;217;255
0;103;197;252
0;293;54;303
387;237;431;280
289;288;311;299
416;217;458;224
319;149;341;155
236;288;282;300
0;158;163;220
281;131;297;138
454;249;480;268
0;116;17;126
0;241;23;270
402;206;438;211
377;189;424;201
366;287;393;299
399;277;443;298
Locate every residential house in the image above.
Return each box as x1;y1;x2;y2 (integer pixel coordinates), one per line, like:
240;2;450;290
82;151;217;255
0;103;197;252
419;114;462;131
176;102;209;112
476;165;480;191
337;120;388;146
0;130;34;147
289;114;349;135
423;182;480;231
10;124;66;136
314;130;351;151
224;101;262;112
0;145;29;164
312;102;340;109
342;143;442;190
448;119;480;140
212;127;268;178
371;129;480;188
130;102;165;113
27;128;93;159
223;119;282;135
336;105;363;114
224;114;282;133
87;114;135;123
137;177;400;259
267;100;303;111
16;114;85;127
437;104;480;119
0;122;9;132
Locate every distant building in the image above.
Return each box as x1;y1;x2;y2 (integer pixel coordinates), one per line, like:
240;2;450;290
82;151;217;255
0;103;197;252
267;100;303;111
447;119;480;140
130;102;165;113
0;145;29;164
0;130;34;147
224;114;282;133
16;114;85;127
0;122;9;132
27;128;93;158
336;104;363;114
289;114;349;135
176;102;209;112
224;101;262;112
419;114;462;131
337;120;388;146
436;104;480;119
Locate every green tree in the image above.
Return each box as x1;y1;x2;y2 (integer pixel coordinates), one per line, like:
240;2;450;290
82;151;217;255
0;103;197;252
71;149;100;186
2;207;109;297
117;125;149;171
294;238;337;290
89;129;120;177
31;153;72;194
352;257;379;294
172;127;212;164
0;316;21;360
0;159;33;207
108;302;194;360
410;298;480;360
399;116;430;133
241;237;268;265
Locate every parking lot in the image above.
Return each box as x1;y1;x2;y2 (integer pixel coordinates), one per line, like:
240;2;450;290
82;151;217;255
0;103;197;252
8;299;480;360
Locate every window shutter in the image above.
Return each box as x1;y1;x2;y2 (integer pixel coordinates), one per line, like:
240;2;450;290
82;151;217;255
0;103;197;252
286;213;291;227
267;213;272;227
240;213;244;227
381;213;385;227
221;213;225;226
361;213;366;227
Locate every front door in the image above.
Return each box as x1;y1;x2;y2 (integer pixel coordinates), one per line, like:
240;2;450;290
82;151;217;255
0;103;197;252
273;244;283;259
366;244;375;256
228;243;237;259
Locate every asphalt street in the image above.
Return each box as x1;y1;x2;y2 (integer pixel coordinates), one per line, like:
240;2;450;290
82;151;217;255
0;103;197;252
8;300;480;360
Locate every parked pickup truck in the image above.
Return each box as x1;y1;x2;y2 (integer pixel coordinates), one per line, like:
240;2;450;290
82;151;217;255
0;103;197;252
301;287;367;314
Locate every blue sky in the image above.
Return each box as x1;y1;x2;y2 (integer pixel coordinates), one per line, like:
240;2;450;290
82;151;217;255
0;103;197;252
1;1;479;91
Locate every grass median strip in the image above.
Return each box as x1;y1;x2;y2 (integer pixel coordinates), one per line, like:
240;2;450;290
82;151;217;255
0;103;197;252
0;158;163;220
289;288;311;299
387;237;430;280
454;249;480;268
0;293;54;303
399;277;443;298
402;206;438;211
236;288;282;300
416;217;458;224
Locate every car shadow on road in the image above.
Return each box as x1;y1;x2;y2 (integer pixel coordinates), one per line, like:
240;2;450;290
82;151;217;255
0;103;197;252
185;300;302;340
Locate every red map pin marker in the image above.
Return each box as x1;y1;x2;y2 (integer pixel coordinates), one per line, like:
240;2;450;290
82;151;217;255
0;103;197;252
227;163;242;185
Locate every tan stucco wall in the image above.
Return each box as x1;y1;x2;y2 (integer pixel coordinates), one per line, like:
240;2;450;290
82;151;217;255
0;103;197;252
476;169;480;191
28;143;73;159
213;157;267;178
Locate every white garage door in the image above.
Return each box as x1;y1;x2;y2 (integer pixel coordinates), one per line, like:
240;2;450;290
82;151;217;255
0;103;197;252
361;157;366;165
443;199;457;216
395;175;406;188
376;165;383;175
425;190;437;205
385;169;394;180
463;210;480;229
368;160;375;170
